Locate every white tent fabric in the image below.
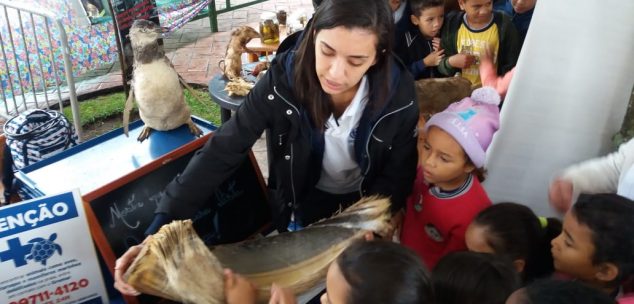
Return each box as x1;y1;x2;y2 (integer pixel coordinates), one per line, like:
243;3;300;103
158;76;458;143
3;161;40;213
483;0;634;217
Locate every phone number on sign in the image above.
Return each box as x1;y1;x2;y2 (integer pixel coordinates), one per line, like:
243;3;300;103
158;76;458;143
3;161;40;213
10;279;89;304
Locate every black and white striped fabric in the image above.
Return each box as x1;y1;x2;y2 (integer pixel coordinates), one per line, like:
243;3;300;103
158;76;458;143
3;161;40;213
3;109;78;169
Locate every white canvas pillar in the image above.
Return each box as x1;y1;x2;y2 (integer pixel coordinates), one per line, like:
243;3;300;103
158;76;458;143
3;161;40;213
483;0;634;217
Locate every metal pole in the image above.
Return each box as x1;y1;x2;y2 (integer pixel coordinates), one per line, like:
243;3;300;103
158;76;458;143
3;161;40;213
44;19;63;107
31;13;50;109
55;19;83;141
18;9;39;109
208;0;218;32
3;6;23;112
0;22;11;115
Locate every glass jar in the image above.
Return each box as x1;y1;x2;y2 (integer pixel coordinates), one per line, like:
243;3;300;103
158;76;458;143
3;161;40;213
259;12;280;45
276;10;287;26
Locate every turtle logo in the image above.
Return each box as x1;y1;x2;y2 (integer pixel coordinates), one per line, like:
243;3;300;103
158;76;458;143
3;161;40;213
25;233;63;266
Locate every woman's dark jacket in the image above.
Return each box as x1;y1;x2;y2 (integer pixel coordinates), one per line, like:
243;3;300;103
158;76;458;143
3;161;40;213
153;50;419;230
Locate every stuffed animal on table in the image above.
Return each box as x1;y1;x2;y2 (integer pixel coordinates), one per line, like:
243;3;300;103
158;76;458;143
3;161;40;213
220;26;260;81
123;19;202;142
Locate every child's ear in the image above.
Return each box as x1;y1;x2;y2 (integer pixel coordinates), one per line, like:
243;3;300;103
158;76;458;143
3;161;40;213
512;259;526;273
458;0;467;10
410;14;419;26
463;162;476;174
594;262;619;283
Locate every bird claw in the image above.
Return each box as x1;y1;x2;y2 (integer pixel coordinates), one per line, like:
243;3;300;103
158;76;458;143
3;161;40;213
137;126;152;142
188;122;203;137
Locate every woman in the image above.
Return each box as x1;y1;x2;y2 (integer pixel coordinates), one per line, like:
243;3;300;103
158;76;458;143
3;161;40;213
115;0;418;295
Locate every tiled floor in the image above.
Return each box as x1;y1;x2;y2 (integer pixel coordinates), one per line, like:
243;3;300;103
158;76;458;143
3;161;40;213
72;0;314;180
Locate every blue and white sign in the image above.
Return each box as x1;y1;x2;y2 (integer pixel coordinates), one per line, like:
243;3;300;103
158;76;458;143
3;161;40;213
0;190;108;304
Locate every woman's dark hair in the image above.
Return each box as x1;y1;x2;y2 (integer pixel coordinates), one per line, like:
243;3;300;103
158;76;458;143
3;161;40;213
294;0;394;130
432;251;521;304
410;0;445;17
512;279;617;304
572;193;634;286
336;240;434;304
472;202;562;284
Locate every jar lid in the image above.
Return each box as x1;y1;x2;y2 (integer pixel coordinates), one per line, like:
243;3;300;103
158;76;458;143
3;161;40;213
260;12;277;21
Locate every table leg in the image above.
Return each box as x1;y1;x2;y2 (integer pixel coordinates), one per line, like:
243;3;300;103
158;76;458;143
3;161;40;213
221;108;232;123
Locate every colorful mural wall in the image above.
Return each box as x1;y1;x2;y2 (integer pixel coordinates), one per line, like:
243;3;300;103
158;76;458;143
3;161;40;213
0;0;209;99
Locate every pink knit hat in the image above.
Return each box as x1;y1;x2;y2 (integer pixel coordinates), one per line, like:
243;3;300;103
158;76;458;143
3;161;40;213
425;87;501;168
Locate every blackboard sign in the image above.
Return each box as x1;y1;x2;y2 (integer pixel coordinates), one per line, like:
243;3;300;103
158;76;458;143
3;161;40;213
106;0;161;94
82;137;271;282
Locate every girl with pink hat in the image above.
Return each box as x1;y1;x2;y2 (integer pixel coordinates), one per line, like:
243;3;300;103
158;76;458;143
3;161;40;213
401;86;501;268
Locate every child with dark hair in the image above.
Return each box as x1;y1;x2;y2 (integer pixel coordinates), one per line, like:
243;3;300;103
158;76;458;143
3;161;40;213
551;194;634;303
395;0;446;79
401;87;501;268
432;251;521;304
466;202;562;284
438;0;520;86
506;279;617;304
494;0;537;47
322;240;434;304
224;240;435;304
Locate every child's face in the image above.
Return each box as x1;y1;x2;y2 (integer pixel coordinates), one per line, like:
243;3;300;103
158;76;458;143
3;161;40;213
321;261;350;304
410;6;445;39
511;0;536;14
420;126;475;190
465;223;495;254
550;211;599;282
458;0;493;25
388;0;401;12
505;288;528;304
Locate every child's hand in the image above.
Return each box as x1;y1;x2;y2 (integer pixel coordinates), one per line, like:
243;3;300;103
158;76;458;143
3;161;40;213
548;178;574;214
432;37;441;51
480;45;494;65
448;53;476;69
269;283;296;304
423;49;445;67
387;209;405;241
225;269;257;304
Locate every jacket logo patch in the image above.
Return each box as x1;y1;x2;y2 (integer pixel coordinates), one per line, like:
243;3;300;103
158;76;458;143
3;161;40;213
405;32;415;47
424;224;444;242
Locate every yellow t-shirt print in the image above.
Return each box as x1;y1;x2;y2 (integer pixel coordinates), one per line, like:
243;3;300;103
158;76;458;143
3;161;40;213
456;22;500;86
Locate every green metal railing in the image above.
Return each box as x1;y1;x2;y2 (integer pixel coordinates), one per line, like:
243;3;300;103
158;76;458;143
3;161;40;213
204;0;267;32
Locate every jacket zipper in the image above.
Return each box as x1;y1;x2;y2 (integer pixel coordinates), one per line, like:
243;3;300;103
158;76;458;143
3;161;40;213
358;100;415;195
273;86;298;206
427;40;435;78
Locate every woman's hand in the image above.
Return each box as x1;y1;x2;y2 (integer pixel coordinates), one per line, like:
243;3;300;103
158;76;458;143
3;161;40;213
549;178;574;214
268;283;296;304
113;237;149;296
225;269;257;304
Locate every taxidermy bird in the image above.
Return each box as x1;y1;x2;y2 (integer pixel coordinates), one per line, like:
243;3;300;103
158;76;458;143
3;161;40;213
123;19;202;142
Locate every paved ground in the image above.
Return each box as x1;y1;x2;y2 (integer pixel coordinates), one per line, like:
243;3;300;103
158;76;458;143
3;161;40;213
71;0;314;180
